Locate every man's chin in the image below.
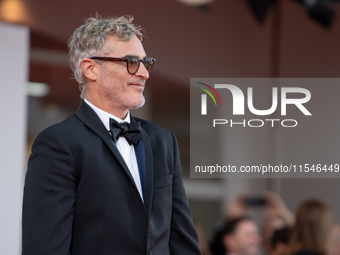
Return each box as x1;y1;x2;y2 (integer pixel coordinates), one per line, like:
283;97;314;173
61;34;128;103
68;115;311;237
128;97;145;110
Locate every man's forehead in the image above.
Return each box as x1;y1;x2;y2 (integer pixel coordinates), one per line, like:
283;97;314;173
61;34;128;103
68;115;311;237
102;35;146;58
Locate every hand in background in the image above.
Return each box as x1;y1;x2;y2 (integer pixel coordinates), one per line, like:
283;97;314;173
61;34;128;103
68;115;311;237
225;194;248;220
263;191;295;226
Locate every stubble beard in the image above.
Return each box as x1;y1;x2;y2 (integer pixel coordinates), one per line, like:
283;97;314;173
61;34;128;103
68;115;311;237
100;82;145;111
127;93;145;110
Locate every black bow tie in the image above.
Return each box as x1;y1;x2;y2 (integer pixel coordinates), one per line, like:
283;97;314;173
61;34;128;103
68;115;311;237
109;118;142;145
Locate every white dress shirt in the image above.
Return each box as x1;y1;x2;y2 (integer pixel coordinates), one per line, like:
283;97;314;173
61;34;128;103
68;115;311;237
84;98;143;202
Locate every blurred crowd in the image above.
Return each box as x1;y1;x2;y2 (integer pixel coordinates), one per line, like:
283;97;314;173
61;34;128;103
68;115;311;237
194;192;340;255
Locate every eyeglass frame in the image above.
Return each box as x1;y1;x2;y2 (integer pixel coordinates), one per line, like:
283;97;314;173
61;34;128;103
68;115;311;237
89;56;156;75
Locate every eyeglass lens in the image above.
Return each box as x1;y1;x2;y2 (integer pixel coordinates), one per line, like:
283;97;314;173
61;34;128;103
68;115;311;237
127;58;154;74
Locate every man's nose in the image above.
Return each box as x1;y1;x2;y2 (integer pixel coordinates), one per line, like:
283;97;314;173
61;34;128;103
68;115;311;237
135;62;149;80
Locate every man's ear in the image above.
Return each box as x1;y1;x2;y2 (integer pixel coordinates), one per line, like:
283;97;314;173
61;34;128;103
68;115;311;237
81;58;98;81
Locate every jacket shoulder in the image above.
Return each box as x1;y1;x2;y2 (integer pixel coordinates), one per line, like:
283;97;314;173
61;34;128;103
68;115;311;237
134;117;174;140
33;114;83;145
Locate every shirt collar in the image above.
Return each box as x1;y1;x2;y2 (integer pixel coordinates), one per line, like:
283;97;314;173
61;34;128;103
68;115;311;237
84;98;130;131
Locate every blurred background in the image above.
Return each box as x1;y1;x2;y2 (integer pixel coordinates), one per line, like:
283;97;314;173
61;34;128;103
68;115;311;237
1;0;340;254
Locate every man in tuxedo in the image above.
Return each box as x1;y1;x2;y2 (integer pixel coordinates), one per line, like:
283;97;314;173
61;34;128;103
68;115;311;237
22;15;201;255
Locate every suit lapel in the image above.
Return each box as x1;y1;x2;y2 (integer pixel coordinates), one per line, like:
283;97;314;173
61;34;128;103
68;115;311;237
132;116;154;215
134;141;146;201
74;100;154;214
144;138;154;218
74;100;136;190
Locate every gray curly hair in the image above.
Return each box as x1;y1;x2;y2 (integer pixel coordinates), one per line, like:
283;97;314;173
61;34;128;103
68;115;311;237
68;15;143;98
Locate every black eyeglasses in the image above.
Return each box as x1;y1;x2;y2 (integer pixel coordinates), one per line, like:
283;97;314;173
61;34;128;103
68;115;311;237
89;56;156;75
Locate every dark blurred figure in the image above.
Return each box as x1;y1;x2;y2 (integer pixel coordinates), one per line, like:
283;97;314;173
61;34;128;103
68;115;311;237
286;199;334;255
270;227;291;255
211;216;261;255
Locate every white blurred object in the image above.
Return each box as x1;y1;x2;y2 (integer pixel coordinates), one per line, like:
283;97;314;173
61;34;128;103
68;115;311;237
27;82;50;97
176;0;214;6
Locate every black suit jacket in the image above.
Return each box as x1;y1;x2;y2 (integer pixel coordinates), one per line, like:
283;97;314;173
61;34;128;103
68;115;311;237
22;100;201;255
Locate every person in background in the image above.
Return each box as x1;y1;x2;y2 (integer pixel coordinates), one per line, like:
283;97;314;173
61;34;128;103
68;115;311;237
221;216;261;255
286;199;334;255
262;192;295;255
270;227;291;255
211;192;294;255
